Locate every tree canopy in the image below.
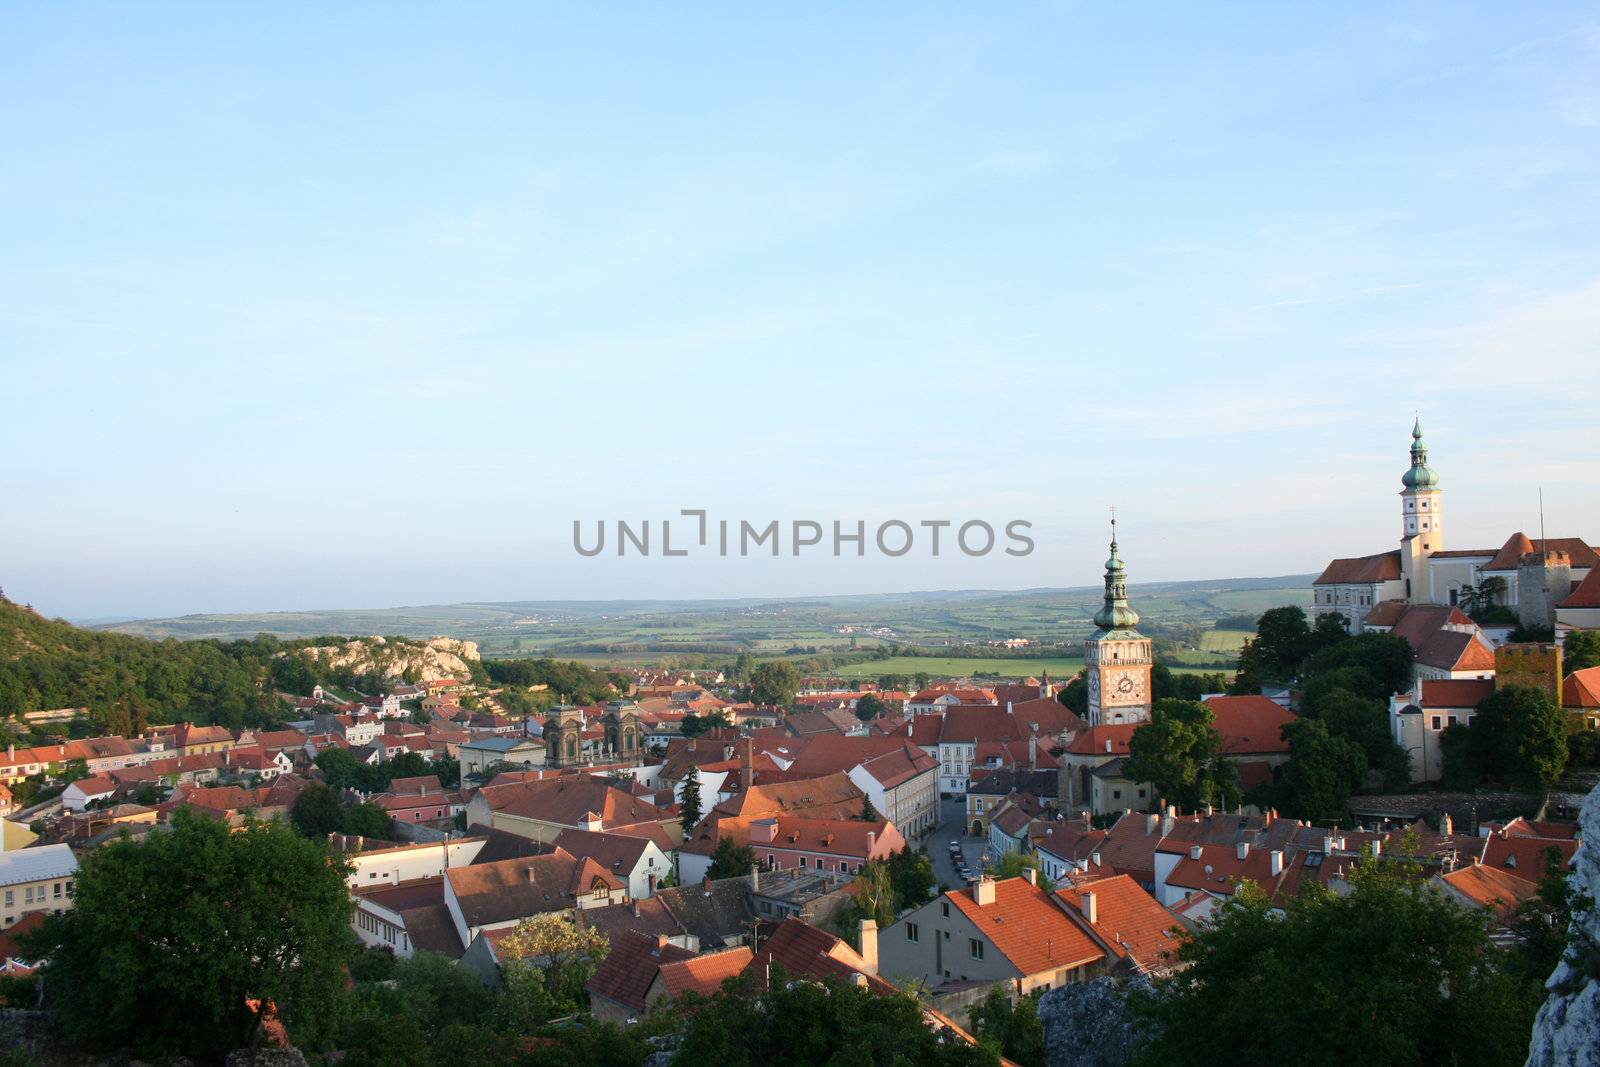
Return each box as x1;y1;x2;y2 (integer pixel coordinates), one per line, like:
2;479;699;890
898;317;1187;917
1124;698;1240;810
1133;856;1540;1067
671;973;997;1066
32;809;353;1059
747;661;801;706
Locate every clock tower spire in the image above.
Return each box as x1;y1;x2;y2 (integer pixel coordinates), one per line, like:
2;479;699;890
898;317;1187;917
1083;513;1153;726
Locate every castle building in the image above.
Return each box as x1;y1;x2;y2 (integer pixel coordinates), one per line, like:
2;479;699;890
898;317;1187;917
1312;420;1596;637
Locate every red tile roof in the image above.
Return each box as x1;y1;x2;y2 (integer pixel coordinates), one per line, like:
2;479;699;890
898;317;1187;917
1054;874;1182;973
946;877;1103;978
939;706;1021;744
1061;724;1139;756
654;945;754;999
1483;533;1599;572
1565;667;1600;709
745;917;893;993
1204;696;1294;755
586;929;695;1012
1420;679;1495;708
1563;567;1600;609
1313;551;1402;585
1480;832;1577;879
1441;863;1537;923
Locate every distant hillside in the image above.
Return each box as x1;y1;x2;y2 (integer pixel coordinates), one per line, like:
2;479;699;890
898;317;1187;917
0;594;277;731
94;575;1315;658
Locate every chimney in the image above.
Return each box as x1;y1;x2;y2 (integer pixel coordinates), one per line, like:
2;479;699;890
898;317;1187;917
702;875;712;895
1270;850;1284;876
866;830;876;854
1161;810;1175;837
1264;809;1274;827
740;736;754;792
1022;867;1038;886
1104;738;1112;754
5;745;11;761
1322;835;1335;854
1091;851;1102;867
1189;845;1202;860
1370;840;1382;858
857;919;879;975
1028;735;1037;769
750;863;760;892
974;877;997;906
1236;842;1250;860
1441;814;1453;836
1080;890;1098;925
1145;813;1160;835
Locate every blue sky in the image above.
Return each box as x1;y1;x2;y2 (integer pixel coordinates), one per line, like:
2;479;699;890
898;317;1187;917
3;4;1598;619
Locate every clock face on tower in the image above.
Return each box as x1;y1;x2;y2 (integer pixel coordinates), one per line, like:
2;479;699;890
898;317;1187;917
1102;668;1147;706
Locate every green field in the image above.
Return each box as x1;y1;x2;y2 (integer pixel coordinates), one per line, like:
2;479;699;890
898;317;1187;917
833;656;1227;680
94;576;1312;666
1199;630;1252;653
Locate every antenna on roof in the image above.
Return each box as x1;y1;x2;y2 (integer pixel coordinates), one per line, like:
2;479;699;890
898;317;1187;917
1539;487;1546;548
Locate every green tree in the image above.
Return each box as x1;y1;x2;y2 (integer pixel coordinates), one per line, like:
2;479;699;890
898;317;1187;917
495;912;611;1012
291;782;344;838
969;986;1046;1067
855;693;887;721
886;846;935;909
31;810;352;1058
706;837;757;880
340;801;394;840
1304;687;1411;790
1302;632;1415;697
672;972;996;1066
679;771;703;830
1563;628;1600;675
1133;857;1538;1067
748;661;801;706
989;852;1054;891
1124;699;1238;810
681;710;731;738
1471;685;1568;792
1240;606;1311;684
1504;687;1569;793
1276;719;1365;822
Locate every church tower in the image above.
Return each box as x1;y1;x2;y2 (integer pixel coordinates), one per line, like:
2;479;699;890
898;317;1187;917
1399;417;1443;603
1083;521;1153;726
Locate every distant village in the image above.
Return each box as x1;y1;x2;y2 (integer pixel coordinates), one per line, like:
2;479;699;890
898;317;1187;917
0;421;1595;1060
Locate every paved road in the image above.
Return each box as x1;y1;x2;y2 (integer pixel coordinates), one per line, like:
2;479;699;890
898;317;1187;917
926;796;993;891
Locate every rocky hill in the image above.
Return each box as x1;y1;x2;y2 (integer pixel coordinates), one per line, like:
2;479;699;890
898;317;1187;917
290;635;481;683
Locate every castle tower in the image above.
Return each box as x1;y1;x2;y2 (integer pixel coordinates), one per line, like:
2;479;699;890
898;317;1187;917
1083;520;1153;727
1400;417;1444;603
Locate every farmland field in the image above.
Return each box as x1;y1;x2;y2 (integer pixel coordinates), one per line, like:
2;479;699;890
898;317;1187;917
834;656;1228;680
1200;630;1252;653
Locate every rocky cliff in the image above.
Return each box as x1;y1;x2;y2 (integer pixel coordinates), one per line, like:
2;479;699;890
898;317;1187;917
290;636;480;683
1525;782;1600;1067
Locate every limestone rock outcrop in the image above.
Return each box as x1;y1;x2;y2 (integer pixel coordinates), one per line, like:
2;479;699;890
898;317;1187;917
1038;976;1150;1067
1525;782;1600;1067
285;635;480;683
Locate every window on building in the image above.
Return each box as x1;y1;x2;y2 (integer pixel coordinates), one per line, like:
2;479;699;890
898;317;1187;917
941;902;950;918
3;891;11;907
969;939;985;960
1112;789;1122;800
1431;716;1442;730
906;923;919;942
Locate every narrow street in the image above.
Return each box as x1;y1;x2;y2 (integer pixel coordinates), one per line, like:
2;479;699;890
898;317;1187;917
925;795;991;891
